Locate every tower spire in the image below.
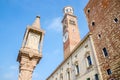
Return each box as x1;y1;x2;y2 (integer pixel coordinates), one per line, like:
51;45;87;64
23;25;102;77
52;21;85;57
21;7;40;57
32;16;41;29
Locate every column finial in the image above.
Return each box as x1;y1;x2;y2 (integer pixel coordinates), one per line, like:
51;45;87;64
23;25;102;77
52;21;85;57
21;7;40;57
32;16;41;29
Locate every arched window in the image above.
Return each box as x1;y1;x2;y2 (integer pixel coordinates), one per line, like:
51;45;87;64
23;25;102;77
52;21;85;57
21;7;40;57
85;52;93;68
66;68;71;80
67;71;70;80
94;74;99;80
75;62;79;75
60;73;63;80
87;55;92;66
55;78;57;80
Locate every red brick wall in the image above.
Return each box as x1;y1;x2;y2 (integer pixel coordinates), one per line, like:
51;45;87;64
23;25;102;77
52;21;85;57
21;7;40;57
63;14;80;59
84;0;120;79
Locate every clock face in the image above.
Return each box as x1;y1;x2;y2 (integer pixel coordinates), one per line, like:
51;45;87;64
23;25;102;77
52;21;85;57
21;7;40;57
63;32;68;43
26;32;40;50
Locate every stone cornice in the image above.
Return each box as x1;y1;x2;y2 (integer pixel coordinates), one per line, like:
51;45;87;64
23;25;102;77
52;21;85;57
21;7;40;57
17;48;42;64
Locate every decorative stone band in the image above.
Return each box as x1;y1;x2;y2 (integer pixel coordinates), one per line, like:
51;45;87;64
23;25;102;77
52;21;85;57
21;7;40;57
17;48;42;64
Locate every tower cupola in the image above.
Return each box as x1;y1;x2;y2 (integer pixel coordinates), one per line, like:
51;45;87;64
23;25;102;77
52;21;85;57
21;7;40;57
63;6;74;15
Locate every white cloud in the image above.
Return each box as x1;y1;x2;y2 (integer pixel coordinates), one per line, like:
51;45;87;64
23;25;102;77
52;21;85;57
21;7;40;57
10;65;18;70
1;65;18;80
3;72;16;80
47;17;62;32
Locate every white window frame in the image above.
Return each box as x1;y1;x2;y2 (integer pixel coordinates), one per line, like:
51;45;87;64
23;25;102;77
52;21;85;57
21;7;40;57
85;52;93;69
66;68;71;80
74;62;80;76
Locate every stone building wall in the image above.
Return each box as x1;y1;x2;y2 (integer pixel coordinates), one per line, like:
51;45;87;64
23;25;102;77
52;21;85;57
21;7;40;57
47;34;100;80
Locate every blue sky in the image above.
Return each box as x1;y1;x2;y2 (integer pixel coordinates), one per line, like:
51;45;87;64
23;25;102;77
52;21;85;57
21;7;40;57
0;0;89;80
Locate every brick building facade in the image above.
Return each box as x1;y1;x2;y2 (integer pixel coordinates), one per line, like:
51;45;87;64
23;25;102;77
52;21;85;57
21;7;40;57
84;0;120;79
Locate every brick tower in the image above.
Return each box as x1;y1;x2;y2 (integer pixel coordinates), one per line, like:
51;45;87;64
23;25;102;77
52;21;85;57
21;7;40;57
62;6;80;59
17;16;45;80
84;0;120;79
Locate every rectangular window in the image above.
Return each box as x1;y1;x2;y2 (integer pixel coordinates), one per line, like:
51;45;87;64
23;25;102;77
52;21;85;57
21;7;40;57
67;71;70;80
87;56;92;66
102;48;108;57
69;20;75;25
95;74;99;80
60;76;63;80
107;69;112;75
63;25;67;33
60;74;63;80
76;65;79;74
114;18;118;23
92;22;95;26
65;20;67;24
75;64;79;75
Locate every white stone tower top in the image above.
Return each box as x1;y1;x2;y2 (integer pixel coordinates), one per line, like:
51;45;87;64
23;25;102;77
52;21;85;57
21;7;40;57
32;16;41;29
63;6;74;15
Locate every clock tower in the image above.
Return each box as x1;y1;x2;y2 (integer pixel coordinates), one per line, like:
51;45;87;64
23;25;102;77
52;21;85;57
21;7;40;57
17;16;45;80
62;6;80;59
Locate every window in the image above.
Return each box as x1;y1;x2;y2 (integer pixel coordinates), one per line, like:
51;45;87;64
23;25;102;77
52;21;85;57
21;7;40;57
67;62;69;65
98;34;101;39
60;74;63;80
85;53;93;68
67;71;70;80
92;22;95;26
63;25;67;33
85;44;88;48
107;69;112;75
75;55;77;58
60;76;63;80
95;74;99;80
114;18;118;23
87;78;90;80
65;20;67;24
87;56;92;66
75;64;79;75
69;20;76;25
87;8;90;13
66;9;68;13
102;48;108;57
